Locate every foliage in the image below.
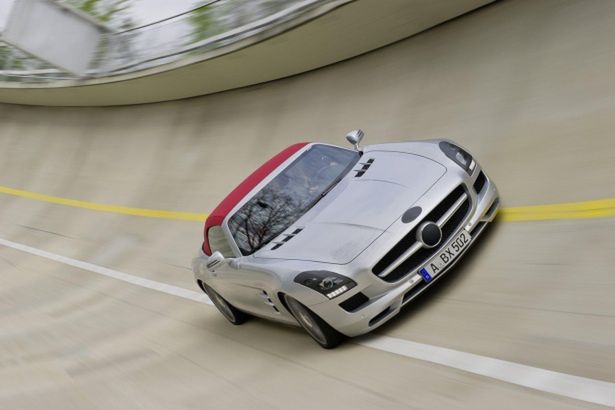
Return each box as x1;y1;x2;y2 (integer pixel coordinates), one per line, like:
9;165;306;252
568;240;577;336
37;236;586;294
0;46;26;70
64;0;131;26
188;3;215;43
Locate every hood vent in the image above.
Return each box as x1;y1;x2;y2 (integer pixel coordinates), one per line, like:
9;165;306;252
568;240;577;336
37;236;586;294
271;228;303;250
354;158;374;178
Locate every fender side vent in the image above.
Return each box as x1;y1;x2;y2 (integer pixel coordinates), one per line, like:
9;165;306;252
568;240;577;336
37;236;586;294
354;158;374;178
261;290;280;313
271;228;304;250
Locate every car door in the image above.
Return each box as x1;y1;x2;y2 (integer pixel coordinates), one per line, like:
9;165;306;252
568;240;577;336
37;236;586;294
205;226;284;319
211;257;286;320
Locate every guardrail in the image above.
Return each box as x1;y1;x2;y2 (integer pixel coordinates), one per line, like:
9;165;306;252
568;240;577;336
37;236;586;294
0;0;342;83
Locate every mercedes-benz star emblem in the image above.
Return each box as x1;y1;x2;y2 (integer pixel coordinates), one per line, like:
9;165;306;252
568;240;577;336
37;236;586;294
416;221;442;248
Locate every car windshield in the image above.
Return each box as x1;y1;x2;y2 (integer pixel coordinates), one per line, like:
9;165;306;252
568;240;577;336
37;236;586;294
228;144;360;256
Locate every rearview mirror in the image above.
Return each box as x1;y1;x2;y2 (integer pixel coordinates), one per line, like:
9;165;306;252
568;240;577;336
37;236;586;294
206;251;226;272
346;129;364;151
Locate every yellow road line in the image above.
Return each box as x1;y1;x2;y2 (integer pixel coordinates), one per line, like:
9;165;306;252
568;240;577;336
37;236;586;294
0;186;208;222
1;184;614;223
499;198;615;222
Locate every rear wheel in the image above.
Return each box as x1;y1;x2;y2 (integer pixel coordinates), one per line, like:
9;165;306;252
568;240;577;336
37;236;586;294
284;295;345;349
202;283;248;325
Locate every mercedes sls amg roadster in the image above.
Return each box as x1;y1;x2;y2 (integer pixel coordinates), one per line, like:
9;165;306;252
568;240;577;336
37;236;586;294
193;130;499;348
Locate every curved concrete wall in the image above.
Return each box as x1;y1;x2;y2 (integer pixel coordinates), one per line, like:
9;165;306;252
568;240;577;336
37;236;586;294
1;0;614;407
0;0;492;106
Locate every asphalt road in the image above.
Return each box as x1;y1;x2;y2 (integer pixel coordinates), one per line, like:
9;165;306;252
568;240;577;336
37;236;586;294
1;0;614;408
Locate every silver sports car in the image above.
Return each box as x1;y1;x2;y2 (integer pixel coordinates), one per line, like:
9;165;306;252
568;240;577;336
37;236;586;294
192;130;499;348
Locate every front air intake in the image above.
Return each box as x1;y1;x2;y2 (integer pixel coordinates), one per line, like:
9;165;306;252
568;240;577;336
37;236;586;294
339;292;369;312
473;171;487;194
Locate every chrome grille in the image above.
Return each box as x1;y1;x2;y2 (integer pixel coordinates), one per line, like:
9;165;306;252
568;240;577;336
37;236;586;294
372;185;471;283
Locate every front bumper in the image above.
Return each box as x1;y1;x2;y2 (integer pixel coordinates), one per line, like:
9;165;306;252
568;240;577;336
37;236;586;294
310;170;499;337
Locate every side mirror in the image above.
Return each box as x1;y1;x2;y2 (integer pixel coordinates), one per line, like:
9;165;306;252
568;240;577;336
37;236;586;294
346;129;364;151
206;251;226;272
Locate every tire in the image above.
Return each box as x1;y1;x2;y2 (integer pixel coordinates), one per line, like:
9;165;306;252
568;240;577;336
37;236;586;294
202;283;248;325
284;295;346;349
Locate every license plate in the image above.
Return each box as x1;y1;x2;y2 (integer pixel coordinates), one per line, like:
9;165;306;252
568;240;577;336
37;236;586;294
418;230;472;282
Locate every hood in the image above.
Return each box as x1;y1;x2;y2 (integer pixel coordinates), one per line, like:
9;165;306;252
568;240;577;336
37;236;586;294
255;151;446;264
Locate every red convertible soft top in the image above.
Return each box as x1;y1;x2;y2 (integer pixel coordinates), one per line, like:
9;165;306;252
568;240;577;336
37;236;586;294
202;142;309;255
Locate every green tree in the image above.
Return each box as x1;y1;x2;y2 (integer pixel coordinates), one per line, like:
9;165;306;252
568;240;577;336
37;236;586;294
64;0;131;26
0;45;25;70
188;3;215;43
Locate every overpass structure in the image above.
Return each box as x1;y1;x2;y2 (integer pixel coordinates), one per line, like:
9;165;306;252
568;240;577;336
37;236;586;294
0;0;614;408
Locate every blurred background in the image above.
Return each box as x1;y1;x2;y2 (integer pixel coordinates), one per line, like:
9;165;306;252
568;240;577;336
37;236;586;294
0;0;349;81
0;0;614;408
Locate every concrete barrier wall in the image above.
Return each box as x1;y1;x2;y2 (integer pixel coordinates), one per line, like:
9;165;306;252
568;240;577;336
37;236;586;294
0;0;493;106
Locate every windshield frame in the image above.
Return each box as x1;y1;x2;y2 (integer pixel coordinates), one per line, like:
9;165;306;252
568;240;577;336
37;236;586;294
223;143;360;257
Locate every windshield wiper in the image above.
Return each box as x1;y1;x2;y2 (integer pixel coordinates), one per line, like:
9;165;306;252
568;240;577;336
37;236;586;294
320;176;343;198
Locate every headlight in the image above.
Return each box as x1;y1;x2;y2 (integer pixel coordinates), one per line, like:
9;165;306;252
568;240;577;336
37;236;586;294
439;141;476;174
294;271;356;299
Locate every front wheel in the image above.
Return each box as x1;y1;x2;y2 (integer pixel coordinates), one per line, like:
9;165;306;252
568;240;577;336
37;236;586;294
202;283;248;325
284;295;345;349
